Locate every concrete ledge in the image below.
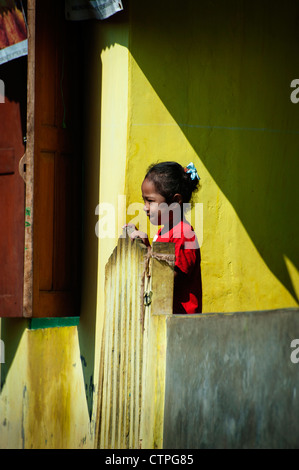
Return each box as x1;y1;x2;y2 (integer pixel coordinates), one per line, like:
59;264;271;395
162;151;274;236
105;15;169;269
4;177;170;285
164;308;299;449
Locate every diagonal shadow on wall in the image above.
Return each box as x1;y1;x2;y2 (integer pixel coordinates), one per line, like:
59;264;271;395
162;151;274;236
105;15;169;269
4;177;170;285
128;0;299;303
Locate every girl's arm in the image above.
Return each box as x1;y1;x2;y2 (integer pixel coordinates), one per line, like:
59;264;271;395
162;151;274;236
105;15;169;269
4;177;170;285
174;265;186;281
129;229;151;247
123;223;151;247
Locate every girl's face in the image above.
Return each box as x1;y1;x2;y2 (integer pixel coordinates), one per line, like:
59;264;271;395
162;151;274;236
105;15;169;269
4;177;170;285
141;178;181;226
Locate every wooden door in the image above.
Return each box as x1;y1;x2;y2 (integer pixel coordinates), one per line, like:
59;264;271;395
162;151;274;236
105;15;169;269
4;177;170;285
0;1;82;318
33;0;82;317
0;58;26;317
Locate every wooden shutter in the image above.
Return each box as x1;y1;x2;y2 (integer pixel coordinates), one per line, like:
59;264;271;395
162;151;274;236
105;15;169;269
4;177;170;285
32;0;82;317
0;59;26;317
0;0;82;318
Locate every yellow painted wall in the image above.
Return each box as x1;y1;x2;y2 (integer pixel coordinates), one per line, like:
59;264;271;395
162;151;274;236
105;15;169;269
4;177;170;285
0;322;93;449
82;16;130;431
1;0;299;449
0;15;130;450
125;0;299;313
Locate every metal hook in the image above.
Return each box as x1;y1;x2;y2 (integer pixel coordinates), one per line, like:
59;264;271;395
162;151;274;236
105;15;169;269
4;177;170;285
18;152;27;183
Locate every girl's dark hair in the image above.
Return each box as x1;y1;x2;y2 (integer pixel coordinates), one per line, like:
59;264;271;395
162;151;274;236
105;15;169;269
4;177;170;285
145;161;200;206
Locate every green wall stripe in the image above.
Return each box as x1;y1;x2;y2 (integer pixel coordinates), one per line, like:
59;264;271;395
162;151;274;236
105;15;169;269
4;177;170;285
29;317;80;330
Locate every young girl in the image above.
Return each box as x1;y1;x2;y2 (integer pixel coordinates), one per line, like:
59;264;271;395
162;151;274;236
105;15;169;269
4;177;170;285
127;161;202;314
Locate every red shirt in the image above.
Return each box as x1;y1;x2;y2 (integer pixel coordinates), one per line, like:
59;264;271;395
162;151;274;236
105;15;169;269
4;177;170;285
153;220;202;314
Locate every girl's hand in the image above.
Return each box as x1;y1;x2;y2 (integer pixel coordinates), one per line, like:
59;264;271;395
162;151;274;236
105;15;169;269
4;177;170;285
130;230;151;247
122;223;137;231
122;224;151;247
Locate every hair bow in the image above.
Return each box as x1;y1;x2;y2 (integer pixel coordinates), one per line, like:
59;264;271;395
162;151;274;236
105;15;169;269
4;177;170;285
185;162;200;181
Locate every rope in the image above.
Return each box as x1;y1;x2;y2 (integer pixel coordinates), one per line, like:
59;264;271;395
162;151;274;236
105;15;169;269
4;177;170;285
122;227;175;329
140;247;175;329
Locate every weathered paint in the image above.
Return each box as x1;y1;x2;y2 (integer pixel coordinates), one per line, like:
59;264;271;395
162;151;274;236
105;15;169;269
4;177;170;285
0;325;93;449
97;230;174;449
25;327;88;448
139;314;169;449
98;234;147;449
